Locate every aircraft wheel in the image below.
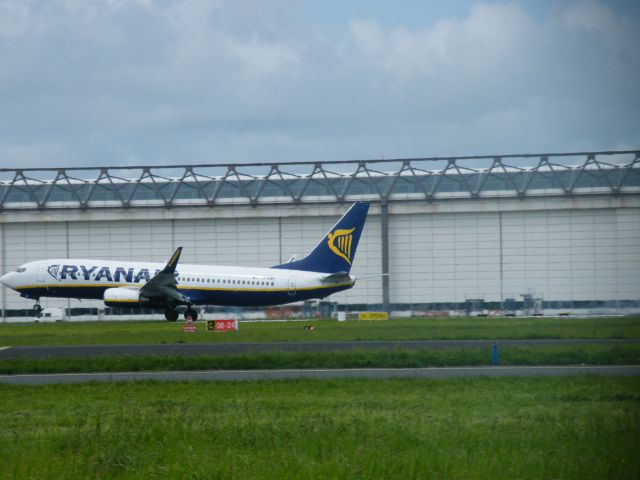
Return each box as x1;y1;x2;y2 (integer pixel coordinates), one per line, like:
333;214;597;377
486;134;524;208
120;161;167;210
165;309;179;322
33;304;42;314
184;309;198;321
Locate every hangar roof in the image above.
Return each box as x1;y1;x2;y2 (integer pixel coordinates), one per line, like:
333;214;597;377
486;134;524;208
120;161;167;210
1;150;638;210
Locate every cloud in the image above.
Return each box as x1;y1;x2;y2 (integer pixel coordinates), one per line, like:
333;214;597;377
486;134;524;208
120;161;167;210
349;3;539;81
0;0;638;169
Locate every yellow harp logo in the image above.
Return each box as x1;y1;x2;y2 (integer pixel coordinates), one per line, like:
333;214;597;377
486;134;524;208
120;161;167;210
327;228;355;265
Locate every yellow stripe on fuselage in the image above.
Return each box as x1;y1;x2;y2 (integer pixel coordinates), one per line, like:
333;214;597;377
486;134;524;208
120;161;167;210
15;282;354;294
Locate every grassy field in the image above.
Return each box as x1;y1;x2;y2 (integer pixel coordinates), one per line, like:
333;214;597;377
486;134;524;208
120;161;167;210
1;316;639;346
2;344;640;375
1;376;638;479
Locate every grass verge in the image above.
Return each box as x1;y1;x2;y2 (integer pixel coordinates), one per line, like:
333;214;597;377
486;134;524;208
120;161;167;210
1;376;639;479
1;345;639;374
1;315;639;346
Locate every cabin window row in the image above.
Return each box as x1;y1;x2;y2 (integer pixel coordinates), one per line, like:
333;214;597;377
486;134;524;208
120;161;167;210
178;277;275;287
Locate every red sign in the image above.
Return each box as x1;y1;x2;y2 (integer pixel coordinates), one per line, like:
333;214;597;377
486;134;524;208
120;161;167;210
182;318;197;333
216;319;237;331
206;319;238;332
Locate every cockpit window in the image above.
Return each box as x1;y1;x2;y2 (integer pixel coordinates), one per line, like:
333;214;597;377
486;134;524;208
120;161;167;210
16;267;26;273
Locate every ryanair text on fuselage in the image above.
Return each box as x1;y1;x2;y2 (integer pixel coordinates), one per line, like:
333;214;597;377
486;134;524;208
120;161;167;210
48;264;169;284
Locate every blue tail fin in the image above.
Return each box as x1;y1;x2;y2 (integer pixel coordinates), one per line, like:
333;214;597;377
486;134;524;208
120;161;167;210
273;202;370;274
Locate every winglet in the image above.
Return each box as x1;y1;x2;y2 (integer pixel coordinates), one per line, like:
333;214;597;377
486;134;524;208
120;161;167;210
163;247;182;273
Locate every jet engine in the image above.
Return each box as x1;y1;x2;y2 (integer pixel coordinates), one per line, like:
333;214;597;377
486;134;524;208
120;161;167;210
103;287;146;307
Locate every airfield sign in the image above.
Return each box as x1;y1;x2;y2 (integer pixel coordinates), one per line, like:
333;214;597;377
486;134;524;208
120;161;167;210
182;318;197;333
206;319;238;332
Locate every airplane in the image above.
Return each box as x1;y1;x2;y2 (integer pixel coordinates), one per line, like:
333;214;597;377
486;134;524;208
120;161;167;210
0;202;370;321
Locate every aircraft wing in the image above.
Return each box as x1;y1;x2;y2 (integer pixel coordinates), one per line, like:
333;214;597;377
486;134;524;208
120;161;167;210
140;247;192;306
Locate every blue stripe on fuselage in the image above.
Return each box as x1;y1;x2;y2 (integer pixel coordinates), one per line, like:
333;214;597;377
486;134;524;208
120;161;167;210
16;284;352;307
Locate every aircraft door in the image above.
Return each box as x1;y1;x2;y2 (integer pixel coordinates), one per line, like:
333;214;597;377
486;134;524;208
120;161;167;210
288;276;296;296
36;263;46;282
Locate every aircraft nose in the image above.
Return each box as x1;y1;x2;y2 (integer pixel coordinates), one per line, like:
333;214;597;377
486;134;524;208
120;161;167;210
0;272;14;288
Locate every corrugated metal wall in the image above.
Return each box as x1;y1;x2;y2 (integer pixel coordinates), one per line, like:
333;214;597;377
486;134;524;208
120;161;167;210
1;199;639;313
387;208;640;304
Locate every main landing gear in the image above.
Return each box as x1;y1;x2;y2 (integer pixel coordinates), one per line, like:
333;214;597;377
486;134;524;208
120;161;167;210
184;308;198;321
33;301;42;317
164;308;198;322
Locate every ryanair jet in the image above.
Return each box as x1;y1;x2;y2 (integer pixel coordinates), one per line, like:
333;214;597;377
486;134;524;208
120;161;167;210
0;202;370;321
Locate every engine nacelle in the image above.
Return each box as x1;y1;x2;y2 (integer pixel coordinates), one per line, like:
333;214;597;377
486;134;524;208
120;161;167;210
103;287;144;307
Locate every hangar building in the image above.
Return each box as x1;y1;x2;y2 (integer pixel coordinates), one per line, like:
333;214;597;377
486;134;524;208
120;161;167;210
1;150;639;319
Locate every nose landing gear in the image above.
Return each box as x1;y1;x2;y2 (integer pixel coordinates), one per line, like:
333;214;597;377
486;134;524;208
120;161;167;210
33;301;42;317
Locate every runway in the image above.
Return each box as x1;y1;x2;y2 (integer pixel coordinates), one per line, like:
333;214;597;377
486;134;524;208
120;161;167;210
1;365;639;385
1;339;638;359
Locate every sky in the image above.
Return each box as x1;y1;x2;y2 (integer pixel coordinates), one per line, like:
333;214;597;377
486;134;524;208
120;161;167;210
0;0;638;169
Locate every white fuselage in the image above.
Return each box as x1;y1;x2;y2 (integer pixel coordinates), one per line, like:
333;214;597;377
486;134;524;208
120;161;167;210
0;258;354;308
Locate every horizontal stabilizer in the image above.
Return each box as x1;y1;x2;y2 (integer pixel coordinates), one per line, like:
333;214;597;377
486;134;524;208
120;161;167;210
354;273;389;281
321;272;353;284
